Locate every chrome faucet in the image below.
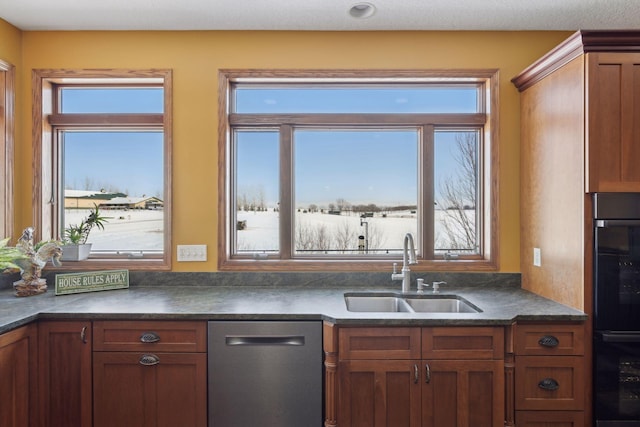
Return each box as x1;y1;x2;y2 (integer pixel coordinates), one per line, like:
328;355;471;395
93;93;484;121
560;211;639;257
391;233;418;293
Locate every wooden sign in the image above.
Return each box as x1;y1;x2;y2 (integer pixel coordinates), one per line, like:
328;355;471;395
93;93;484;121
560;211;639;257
55;270;129;295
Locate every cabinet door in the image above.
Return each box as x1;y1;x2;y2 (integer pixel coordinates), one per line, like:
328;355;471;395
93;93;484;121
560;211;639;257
38;321;92;427
516;410;585;427
93;352;207;427
0;324;37;427
587;52;640;192
422;360;504;427
338;359;421;427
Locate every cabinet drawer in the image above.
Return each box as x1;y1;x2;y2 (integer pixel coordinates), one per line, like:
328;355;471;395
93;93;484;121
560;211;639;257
339;327;421;360
93;320;206;352
515;323;584;356
515;356;585;411
516;410;585;426
422;326;504;360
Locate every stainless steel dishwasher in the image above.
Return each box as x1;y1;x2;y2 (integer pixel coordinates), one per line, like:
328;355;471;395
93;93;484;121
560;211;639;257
208;320;322;427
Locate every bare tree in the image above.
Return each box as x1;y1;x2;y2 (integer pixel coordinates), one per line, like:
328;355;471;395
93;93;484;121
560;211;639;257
295;223;331;253
257;187;266;211
365;221;386;252
334;220;357;253
336;198;350;212
437;132;478;251
237;185;269;211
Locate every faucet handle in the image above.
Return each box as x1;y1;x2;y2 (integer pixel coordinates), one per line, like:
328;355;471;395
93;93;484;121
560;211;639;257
417;278;426;293
392;262;398;274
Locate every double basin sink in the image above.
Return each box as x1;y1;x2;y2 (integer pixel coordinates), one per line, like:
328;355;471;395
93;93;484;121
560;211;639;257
344;292;482;313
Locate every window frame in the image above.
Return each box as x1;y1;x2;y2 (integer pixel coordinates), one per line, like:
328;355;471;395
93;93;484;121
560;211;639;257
218;69;499;272
0;59;15;240
32;69;172;270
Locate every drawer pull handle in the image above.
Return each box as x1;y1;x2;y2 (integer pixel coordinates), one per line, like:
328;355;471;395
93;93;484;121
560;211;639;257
538;335;559;348
538;378;559;391
80;326;88;344
414;364;419;384
139;354;160;366
425;363;431;384
140;332;160;343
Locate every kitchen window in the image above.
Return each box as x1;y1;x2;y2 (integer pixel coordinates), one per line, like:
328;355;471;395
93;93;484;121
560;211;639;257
33;69;172;270
219;69;498;271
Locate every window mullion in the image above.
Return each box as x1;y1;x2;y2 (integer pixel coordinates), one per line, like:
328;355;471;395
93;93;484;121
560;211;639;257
48;113;163;127
279;125;293;259
229;113;486;127
421;125;435;259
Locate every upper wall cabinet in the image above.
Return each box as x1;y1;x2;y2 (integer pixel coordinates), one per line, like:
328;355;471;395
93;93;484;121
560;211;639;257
513;31;640;193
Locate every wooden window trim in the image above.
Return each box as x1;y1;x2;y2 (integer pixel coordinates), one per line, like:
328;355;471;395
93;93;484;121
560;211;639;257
218;69;499;272
48;113;163;127
0;59;14;240
32;69;173;271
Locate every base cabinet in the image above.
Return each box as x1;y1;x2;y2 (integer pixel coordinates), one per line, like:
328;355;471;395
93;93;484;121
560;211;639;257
422;360;504;427
512;323;586;426
338;359;421;427
92;320;207;427
38;320;92;427
93;352;207;427
334;326;505;427
516;410;586;427
0;324;37;427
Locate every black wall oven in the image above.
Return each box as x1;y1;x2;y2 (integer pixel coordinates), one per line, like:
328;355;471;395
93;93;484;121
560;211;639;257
594;193;640;426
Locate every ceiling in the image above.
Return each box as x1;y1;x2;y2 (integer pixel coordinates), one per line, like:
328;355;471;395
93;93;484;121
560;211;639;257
1;0;639;31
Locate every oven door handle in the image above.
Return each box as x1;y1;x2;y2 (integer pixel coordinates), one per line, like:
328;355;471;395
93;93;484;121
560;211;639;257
599;332;640;342
596;219;640;228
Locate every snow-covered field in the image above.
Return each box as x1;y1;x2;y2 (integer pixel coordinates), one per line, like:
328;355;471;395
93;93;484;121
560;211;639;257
238;209;416;254
237;209;475;255
64;208;164;252
64;208;475;255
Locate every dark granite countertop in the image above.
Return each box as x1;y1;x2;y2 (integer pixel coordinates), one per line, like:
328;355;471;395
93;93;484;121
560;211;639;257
0;272;587;334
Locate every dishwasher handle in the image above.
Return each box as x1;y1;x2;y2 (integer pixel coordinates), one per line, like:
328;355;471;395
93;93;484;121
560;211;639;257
225;335;306;346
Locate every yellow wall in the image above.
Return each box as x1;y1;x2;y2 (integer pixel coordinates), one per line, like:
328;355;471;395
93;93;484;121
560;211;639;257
3;28;572;272
0;19;21;65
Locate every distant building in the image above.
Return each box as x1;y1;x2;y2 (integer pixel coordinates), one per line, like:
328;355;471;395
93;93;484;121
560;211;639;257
64;190;163;210
100;196;163;210
64;190;127;209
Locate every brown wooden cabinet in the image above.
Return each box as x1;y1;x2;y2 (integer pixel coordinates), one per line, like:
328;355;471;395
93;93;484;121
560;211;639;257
586;52;640;192
339;359;421;427
422;327;504;427
334;325;504;427
92;320;207;427
422;359;504;427
0;324;37;427
38;320;92;427
512;31;640;194
510;32;640;423
512;323;586;425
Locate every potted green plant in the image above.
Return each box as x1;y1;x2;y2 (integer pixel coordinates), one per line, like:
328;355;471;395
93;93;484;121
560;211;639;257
0;237;28;271
62;204;108;261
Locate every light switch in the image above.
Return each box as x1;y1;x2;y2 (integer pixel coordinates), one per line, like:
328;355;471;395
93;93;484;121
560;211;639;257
177;244;207;262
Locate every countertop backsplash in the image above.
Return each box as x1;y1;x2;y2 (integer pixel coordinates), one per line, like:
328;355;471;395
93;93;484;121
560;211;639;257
0;270;521;290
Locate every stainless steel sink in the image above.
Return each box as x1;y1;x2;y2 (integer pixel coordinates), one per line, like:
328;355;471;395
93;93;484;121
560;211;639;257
404;296;480;313
344;294;414;312
344;293;481;313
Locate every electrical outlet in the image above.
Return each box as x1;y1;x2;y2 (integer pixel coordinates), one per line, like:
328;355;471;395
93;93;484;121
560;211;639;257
177;244;207;262
533;247;541;267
